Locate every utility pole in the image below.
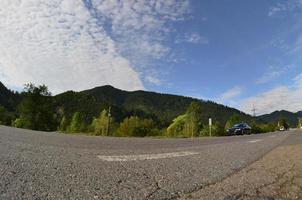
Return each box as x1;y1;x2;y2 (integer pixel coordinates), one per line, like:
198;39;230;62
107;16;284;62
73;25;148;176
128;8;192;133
106;106;111;136
191;118;194;138
209;118;212;137
251;105;256;117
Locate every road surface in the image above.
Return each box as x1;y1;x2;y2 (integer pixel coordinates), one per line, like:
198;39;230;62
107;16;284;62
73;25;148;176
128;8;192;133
0;126;299;199
180;130;302;200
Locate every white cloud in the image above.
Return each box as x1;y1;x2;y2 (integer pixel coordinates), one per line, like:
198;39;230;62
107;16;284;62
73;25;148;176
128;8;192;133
92;0;190;66
240;74;302;115
220;86;243;101
145;75;161;86
255;65;293;84
268;1;302;62
256;71;281;84
268;0;302;16
268;3;287;16
294;73;302;87
291;33;302;58
185;33;208;44
176;32;208;44
0;0;190;93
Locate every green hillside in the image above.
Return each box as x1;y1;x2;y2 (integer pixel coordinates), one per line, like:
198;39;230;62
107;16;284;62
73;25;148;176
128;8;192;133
258;110;302;127
4;81;301;135
56;85;254;127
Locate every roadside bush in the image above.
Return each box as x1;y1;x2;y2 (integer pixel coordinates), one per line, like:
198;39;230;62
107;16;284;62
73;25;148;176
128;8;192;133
12;118;28;128
260;123;277;133
200;122;225;137
117;116;157;137
251;122;277;134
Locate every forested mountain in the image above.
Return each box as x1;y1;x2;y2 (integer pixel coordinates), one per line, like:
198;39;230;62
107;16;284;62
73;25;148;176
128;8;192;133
0;81;253;128
0;82;19;111
2;80;302;135
3;81;302;130
258;110;302;127
54;85;254;127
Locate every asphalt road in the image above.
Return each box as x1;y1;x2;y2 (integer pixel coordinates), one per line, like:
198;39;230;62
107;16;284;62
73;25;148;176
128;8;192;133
0;126;293;199
181;130;302;200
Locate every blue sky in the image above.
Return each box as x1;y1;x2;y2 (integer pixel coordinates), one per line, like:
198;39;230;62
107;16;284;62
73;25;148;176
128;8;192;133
0;0;302;115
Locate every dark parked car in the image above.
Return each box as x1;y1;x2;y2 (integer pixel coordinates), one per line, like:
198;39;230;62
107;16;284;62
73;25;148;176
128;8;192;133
227;123;252;136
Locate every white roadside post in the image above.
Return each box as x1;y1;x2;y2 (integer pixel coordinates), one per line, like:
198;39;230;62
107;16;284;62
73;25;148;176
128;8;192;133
209;118;212;137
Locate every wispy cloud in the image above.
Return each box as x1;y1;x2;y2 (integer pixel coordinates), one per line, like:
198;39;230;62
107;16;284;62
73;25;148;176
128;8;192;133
220;86;243;101
176;32;208;44
184;33;208;44
268;0;302;16
268;3;287;16
0;0;191;93
241;74;302;115
255;71;281;84
255;65;293;84
145;75;161;86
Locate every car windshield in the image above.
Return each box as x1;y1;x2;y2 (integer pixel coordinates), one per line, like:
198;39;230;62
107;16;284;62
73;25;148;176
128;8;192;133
234;124;244;128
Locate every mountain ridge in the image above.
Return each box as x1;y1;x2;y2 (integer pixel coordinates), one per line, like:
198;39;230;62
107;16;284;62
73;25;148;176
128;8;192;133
1;81;301;127
258;110;302;127
56;84;253;126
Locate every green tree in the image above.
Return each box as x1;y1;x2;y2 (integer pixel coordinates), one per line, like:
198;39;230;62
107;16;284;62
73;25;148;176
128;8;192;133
67;112;86;133
200;122;225;137
91;110;112;136
17;83;56;131
167;114;187;137
0;106;12;125
185;102;203;137
298;118;302;129
225;114;241;130
167;102;204;137
117;116;156;137
59;116;68;132
0;106;5;124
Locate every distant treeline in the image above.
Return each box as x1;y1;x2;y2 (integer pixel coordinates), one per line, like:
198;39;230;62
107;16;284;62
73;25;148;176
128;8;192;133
0;83;296;137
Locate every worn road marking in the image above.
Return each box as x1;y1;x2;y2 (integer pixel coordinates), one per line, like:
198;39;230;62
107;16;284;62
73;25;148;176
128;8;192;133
97;151;198;162
248;139;263;143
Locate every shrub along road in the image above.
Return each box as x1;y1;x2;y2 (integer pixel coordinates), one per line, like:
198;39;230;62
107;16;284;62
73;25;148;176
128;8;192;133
0;126;296;199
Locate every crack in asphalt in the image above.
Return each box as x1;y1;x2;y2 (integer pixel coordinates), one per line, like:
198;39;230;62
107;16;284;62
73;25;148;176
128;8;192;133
118;161;177;200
